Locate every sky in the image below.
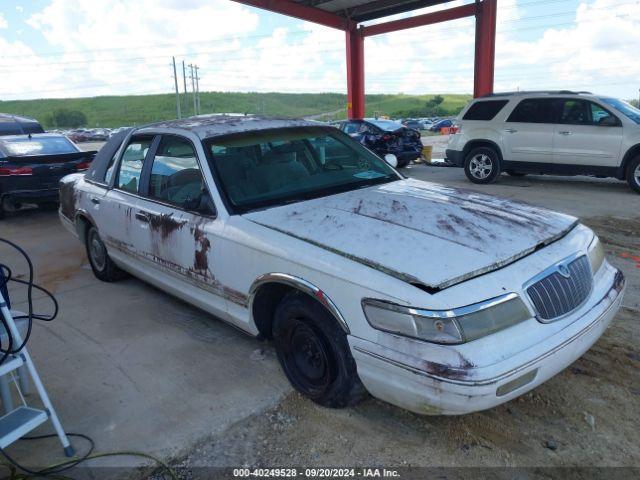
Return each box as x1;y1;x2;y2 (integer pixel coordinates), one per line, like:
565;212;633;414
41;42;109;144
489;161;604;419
0;0;639;101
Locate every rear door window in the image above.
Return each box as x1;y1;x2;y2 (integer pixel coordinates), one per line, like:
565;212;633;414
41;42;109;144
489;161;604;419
463;100;509;120
116;136;153;194
507;99;561;124
147;135;206;211
559;99;620;126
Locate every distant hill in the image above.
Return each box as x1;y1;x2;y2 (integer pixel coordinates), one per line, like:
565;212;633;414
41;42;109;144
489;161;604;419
0;92;472;128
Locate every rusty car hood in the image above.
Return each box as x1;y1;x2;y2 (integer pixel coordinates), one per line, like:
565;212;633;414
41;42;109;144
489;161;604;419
244;178;578;291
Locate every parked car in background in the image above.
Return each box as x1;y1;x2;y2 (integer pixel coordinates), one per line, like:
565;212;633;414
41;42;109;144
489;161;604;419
58;115;624;415
446;91;640;193
402;119;427;131
0;113;44;136
430;119;454;132
0;133;95;217
88;128;111;141
67;129;93;143
332;118;422;168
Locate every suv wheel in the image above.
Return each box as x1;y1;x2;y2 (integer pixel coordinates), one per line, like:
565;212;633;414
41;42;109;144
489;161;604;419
626;156;640;194
86;226;127;282
272;291;368;408
464;147;501;184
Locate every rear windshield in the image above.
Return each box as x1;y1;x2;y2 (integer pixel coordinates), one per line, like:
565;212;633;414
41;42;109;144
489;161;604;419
368;119;403;131
0;136;79;156
206;127;400;213
463;100;509;121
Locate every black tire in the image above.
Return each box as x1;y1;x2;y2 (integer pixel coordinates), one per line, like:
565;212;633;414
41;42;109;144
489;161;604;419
85;226;127;282
396;157;410;169
38;201;59;211
626;156;640;194
272;291;368;408
505;170;526;177
464;147;501;184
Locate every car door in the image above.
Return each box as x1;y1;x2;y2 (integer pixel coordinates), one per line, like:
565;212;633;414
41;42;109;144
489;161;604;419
502;98;560;166
553;99;623;169
133;133;230;321
94;133;157;271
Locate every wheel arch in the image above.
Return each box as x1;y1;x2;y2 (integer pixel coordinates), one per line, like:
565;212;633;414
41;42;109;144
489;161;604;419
620;144;640;180
248;273;349;339
74;209;96;241
463;139;504;162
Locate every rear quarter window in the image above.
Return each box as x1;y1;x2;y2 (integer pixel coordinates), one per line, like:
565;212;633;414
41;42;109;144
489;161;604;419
463;100;509;121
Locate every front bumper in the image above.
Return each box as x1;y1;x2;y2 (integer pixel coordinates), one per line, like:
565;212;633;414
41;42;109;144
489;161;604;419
445;149;464;167
349;266;625;415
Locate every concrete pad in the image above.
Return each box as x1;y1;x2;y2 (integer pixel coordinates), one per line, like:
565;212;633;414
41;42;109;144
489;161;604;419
0;211;291;469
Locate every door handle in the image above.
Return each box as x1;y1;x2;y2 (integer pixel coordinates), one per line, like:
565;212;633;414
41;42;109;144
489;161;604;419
559;131;572;136
135;211;150;223
505;128;518;133
90;197;100;205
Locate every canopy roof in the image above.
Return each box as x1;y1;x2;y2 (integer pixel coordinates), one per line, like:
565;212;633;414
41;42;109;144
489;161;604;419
292;0;454;22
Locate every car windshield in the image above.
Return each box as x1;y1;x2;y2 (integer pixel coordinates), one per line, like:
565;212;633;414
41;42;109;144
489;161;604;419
206;127;400;213
367;119;403;131
1;135;79;156
599;97;640;124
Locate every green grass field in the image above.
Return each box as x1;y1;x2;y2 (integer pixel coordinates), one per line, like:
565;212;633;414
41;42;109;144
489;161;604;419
0;92;471;128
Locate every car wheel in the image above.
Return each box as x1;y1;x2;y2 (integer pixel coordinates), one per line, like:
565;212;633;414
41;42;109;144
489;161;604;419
626;156;640;194
38;201;59;211
505;170;526;177
272;291;368;408
464;147;501;184
396;158;410;168
85;226;127;282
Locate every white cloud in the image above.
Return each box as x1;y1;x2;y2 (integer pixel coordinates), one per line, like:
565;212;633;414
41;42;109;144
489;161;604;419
15;6;23;13
1;0;640;102
0;14;7;29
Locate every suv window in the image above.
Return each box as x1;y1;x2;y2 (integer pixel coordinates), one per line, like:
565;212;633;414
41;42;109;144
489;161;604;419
506;99;560;124
560;99;620;126
117;136;153;193
463;100;509;121
148;136;206;211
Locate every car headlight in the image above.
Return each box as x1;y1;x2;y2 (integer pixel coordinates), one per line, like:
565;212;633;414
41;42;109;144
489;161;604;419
587;235;605;274
362;293;531;344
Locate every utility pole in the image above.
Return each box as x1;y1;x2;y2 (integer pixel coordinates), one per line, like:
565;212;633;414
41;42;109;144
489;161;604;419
172;57;181;119
195;65;201;115
182;60;187;113
189;64;197;116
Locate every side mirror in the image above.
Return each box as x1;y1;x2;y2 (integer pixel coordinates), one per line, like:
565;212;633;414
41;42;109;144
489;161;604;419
384;154;398;168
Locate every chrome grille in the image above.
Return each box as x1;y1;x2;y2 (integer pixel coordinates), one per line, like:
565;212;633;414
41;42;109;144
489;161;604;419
526;255;593;321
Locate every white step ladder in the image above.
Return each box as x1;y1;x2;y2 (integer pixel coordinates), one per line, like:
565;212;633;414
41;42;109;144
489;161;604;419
0;291;74;457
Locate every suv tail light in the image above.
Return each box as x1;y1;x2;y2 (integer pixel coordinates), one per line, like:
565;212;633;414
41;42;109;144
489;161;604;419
0;166;33;176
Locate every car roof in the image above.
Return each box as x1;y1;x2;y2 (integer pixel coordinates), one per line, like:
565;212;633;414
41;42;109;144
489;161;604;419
137;114;322;140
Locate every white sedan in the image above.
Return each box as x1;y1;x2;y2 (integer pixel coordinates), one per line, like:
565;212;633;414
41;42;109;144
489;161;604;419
59;115;625;415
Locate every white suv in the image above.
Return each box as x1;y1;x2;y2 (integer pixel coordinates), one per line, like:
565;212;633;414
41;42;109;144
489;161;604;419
446;91;640;193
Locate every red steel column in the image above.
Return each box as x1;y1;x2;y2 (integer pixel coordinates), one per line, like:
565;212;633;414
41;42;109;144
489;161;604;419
474;0;497;97
346;26;365;119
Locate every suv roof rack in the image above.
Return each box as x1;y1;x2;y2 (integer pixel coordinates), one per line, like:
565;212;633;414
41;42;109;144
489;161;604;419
480;90;593;98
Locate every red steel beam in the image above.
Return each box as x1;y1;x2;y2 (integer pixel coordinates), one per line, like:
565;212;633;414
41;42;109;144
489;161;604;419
361;2;477;37
346;27;365;119
474;0;497;97
230;0;349;30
